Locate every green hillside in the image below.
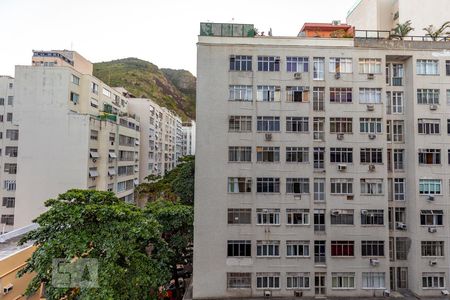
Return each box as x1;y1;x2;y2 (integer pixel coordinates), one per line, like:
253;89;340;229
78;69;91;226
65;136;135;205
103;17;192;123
93;58;196;120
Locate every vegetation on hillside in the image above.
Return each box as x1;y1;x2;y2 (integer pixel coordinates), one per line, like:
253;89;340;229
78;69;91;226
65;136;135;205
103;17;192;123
93;58;195;120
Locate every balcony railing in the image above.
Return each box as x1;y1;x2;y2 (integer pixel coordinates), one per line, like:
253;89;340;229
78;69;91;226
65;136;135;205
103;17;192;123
355;30;450;41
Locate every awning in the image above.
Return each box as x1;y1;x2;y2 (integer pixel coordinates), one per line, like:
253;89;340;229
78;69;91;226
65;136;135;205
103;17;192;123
108;169;116;176
89;170;99;177
134;167;139;172
90;151;100;158
108;152;117;158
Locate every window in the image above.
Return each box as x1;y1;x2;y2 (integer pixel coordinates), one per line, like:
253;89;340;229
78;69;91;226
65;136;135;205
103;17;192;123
419;149;441;165
330;178;353;194
417;89;439;104
420;210;444;226
2;197;15;208
286;273;310;289
0;98;4;105
102;88;111;97
0;214;14;225
71;74;80;85
90;130;98;140
228;146;251;162
361;179;383;195
286;57;308;72
7;96;13;105
421;241;444;257
228;209;251;224
362;273;386;289
358;58;382;74
70;92;79;104
257;178;280;193
330;87;352;103
286;178;309;194
329;57;352;73
361;210;384;225
331;210;354;225
257;116;280;132
417;60;439;75
313;57;325;80
229;85;252;101
6;113;12;122
418;119;440;134
90;82;98;94
228;177;252;193
256;241;280;257
229;116;252;132
361;241;384;256
230;55;252;71
446;60;450;76
360;148;383;164
227;240;251;257
257;85;280;102
314;211;325;232
359;88;382;104
387;120;404;142
314;178;326;202
4;180;16;191
257;209;280;225
286;147;309;163
90;98;98;108
118;135;135;147
313;147;325;169
286;209;310;225
314;240;326;263
312;87;325;111
360;118;382;134
422;273;445;289
257;56;280;71
227;273;251;289
256;146;280;162
256;273;280;289
392;149;405;171
286;117;309;132
392;178;405;201
286;241;310;257
313;117;325;141
390;91;404;114
286;86;309;102
331;241;354;257
419;179;441;195
332;272;355;289
330;148;353;163
4;163;17;174
330;118;352;134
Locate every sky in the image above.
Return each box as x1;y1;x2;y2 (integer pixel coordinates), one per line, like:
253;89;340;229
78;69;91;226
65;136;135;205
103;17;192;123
0;0;357;76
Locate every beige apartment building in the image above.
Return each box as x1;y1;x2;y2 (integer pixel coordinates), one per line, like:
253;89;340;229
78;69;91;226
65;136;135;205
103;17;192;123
194;20;450;299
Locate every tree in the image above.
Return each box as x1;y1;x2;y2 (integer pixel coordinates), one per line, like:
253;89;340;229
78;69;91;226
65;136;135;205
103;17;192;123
391;20;414;40
18;190;170;300
145;200;193;300
423;21;450;41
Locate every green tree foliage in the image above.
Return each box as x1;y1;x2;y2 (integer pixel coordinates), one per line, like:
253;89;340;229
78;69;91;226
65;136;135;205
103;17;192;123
18;190;170;300
137;156;195;206
391;20;414;39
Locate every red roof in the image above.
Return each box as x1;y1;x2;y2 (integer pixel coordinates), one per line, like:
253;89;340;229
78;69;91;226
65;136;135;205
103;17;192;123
301;22;352;32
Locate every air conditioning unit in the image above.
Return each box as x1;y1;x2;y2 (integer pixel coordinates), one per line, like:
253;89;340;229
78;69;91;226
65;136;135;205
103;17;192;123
441;290;449;295
396;222;407;230
294;72;302;80
429;260;438;266
367;73;375;80
294;195;302;200
428;227;437;233
335;72;341;79
366;104;375;111
264;290;272;297
370;258;380;266
3;283;13;294
347;195;354;200
361;209;368;215
265;133;272;141
230;55;236;59
275;86;281;91
331;209;340;216
303;87;310;92
338;164;347;171
275;56;280;62
427;195;435;201
294;291;303;297
369;164;376;172
337;133;344;140
368;133;376;140
383;290;391;297
430;104;438;110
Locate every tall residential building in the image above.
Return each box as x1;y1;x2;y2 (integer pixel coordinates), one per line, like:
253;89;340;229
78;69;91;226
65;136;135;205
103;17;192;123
194;21;450;298
9;50;140;229
182;120;196;156
0;76;17;233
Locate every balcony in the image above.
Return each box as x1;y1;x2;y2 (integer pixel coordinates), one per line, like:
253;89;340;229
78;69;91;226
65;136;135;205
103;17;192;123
392;77;402;86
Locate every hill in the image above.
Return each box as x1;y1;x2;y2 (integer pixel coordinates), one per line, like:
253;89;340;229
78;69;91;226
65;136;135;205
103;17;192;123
93;58;196;120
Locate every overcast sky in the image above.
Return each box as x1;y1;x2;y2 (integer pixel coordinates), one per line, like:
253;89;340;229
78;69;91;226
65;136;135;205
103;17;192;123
0;0;357;76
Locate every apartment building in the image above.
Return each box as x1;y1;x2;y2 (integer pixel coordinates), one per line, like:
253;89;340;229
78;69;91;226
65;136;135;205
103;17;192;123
0;76;18;233
6;50;140;229
194;21;450;298
182;120;196;156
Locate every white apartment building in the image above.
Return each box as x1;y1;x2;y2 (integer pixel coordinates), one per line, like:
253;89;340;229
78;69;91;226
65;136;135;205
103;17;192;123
194;21;450;298
182;120;196;156
0;76;18;233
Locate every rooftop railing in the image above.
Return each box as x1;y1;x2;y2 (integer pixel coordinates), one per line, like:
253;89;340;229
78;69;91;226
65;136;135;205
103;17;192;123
200;22;256;37
355;30;450;41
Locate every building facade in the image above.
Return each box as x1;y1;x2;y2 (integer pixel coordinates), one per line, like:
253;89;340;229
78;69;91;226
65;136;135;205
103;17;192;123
194;22;450;298
182;120;196;156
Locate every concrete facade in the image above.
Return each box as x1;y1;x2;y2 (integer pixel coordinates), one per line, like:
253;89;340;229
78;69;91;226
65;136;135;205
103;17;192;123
182;120;196;156
194;30;450;298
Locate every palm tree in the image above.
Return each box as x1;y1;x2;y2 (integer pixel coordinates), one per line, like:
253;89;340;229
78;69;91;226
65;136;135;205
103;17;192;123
423;21;450;41
391;20;414;40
